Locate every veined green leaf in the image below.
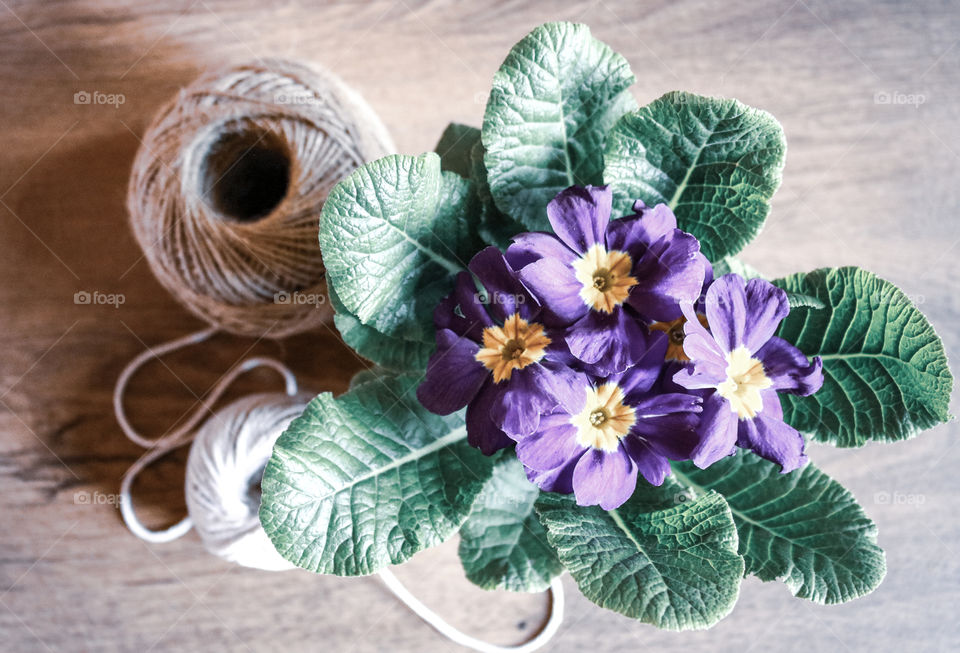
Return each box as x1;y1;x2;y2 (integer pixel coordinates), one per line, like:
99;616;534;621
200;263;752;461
535;490;743;630
458;456;562;592
260;372;494;576
482;21;637;231
604;92;786;261
674;452;886;604
774;267;952;446
319;153;482;341
470;139;527;249
785;291;825;310
329;286;432;373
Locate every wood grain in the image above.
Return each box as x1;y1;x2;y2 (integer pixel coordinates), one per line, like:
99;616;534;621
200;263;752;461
0;0;958;651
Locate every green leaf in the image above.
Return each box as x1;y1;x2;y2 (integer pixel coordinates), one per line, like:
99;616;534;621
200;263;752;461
458;456;562;592
604;92;786;261
535;490;743;630
673;452;886;604
470;139;527;249
785;291;825;310
319;153;482;341
435;122;481;179
774;267;953;446
259;372;495;576
482;21;637;231
329;286;433;372
347;366;391;390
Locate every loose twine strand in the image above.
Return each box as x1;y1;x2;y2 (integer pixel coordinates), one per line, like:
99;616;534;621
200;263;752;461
118;59;562;652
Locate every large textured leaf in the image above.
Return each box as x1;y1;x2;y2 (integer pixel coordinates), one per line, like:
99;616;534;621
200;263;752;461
774;267;953;446
319;153;482;340
260;373;494;576
458;456;562;592
535;490;743;630
604;92;786;261
470;139;527;249
482;21;637;231
329;286;432;372
673;452;886;604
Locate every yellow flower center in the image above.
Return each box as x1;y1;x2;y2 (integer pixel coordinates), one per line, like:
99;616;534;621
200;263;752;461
716;346;773;418
570;383;637;452
650;314;709;361
474;313;552;383
571;243;637;313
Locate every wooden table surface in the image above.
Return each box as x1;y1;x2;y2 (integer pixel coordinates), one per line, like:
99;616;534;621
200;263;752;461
1;0;957;651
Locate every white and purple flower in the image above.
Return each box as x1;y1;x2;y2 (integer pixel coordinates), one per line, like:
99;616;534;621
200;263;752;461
674;274;824;472
506;185;708;376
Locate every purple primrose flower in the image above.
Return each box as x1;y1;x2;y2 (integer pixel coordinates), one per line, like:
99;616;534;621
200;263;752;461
674;274;824;472
506;185;707;376
416;247;582;454
514;335;702;510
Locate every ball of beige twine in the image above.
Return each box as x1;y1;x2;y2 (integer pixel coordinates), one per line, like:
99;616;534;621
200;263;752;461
127;59;395;338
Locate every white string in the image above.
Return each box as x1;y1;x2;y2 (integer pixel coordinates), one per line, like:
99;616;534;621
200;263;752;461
114;327;297;448
379;570;564;653
115;330;563;650
116;327;298;543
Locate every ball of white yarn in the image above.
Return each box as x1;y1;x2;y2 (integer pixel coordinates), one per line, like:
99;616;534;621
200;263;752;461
127;59;395;338
184;391;311;571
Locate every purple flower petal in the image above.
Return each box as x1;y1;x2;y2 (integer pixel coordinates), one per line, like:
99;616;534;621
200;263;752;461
756;336;824;396
515;412;583;471
525;457;578;494
630;413;701;461
674;301;728;388
518;257;589;326
741;277;789;353
703;274;748;353
434;270;493;341
622;437;672;486
673;312;727;390
572;447;638;510
617;330;669;398
703;275;790;354
631;392;703;417
468;246;540;322
490;365;559;437
625;229;706;322
627;393;701;461
466;381;513;455
506;231;577;269
564;308;647;376
694;259;714;314
690;392;739;468
535;360;590;415
736;390;808;472
630;201;678;240
603;213;647;260
416;329;487;414
608;203;678;256
545;185;612;253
